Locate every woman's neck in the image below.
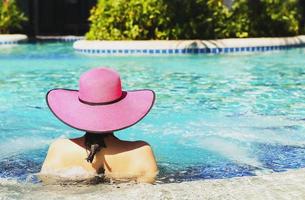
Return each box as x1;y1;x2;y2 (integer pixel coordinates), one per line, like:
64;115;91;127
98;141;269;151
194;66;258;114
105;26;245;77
103;133;119;146
71;133;119;149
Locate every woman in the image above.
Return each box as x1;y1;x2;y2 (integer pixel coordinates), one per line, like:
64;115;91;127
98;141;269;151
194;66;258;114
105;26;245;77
40;67;158;183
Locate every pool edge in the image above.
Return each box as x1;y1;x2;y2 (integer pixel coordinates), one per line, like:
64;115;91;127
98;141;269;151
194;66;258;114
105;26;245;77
0;34;28;45
73;35;305;55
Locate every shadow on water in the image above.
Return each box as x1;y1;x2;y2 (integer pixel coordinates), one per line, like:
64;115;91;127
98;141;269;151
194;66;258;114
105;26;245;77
1;142;305;185
256;143;305;172
157;163;257;183
0;151;43;182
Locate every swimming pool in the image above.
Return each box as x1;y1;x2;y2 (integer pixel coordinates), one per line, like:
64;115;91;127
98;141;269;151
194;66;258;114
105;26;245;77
1;42;305;186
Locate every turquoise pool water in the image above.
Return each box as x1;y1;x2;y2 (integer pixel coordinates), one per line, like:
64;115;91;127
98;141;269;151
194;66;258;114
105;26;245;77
0;42;305;184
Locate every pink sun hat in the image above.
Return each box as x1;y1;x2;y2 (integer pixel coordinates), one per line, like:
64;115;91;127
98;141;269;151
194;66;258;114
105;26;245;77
46;67;155;133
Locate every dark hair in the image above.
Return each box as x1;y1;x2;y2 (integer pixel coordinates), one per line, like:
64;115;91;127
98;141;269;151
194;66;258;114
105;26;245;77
84;132;111;163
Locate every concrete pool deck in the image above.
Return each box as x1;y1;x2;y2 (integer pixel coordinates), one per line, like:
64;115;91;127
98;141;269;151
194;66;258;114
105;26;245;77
73;35;305;55
0;34;27;45
2;168;305;199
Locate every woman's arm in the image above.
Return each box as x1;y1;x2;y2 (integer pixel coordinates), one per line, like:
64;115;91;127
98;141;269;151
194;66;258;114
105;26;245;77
40;139;64;172
135;142;159;183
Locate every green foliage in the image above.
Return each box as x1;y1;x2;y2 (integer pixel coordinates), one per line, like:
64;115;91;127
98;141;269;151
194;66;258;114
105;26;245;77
220;0;300;38
0;0;27;34
222;0;250;38
247;0;300;37
166;0;229;39
86;0;305;40
296;0;305;34
86;0;172;40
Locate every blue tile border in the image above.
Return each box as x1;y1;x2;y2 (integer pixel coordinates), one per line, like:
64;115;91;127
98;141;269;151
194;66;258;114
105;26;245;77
0;41;18;45
75;43;305;55
0;37;82;45
35;37;84;42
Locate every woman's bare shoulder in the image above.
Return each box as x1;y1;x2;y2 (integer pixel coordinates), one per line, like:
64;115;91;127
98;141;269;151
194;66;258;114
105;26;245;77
48;138;69;150
41;139;66;172
41;138;82;171
45;138;81;161
131;140;155;159
52;138;83;147
132;141;158;183
134;140;154;153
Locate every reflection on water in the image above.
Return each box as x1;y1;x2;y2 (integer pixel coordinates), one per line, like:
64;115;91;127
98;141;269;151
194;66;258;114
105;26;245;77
0;43;305;194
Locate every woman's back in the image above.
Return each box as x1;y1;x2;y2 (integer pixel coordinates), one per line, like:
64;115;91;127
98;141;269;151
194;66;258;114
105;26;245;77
40;134;158;183
43;67;158;184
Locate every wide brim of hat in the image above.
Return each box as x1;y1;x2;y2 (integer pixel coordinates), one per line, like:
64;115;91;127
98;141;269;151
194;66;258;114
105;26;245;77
46;89;155;133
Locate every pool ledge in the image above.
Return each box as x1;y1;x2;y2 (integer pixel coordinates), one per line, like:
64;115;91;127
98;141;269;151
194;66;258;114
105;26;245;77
36;35;84;42
0;34;27;45
73;35;305;55
6;168;305;199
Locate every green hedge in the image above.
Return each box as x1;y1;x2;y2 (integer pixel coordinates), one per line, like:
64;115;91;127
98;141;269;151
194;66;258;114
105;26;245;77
86;0;305;40
223;0;300;38
165;0;228;39
298;0;305;34
0;0;27;34
86;0;173;40
243;0;298;37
